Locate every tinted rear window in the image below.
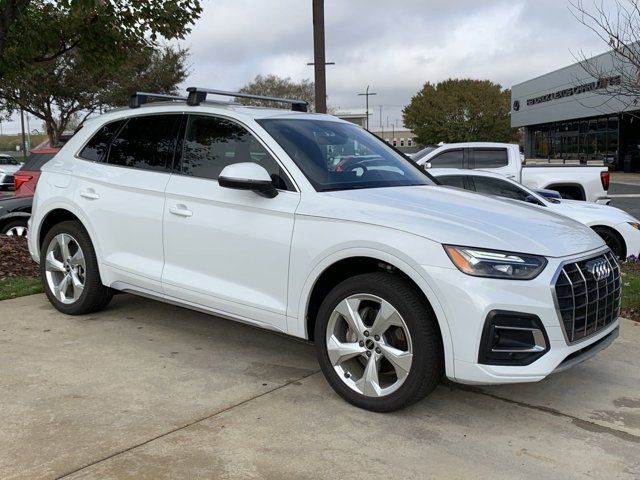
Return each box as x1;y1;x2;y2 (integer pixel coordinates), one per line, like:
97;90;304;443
107;115;181;171
19;153;56;171
79;120;125;162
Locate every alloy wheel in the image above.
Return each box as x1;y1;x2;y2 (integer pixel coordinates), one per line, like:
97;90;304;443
5;225;27;237
325;294;413;397
44;233;86;304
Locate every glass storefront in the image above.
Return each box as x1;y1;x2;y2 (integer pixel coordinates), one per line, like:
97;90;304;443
530;115;619;166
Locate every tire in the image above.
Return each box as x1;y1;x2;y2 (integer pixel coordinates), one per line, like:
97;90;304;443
2;218;28;237
315;272;444;412
40;220;113;315
593;226;626;260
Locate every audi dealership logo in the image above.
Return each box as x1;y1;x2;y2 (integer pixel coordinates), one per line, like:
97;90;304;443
586;258;612;282
512;100;520;111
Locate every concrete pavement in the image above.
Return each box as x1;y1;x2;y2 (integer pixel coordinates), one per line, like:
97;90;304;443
1;293;639;479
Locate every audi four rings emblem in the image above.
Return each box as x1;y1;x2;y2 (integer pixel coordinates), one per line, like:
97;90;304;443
586;258;612;281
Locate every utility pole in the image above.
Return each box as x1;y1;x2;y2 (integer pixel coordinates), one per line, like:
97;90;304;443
358;85;377;130
312;0;327;113
20;109;27;161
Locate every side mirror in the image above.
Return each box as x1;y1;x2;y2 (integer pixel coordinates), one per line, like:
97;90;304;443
218;162;278;198
423;161;432;170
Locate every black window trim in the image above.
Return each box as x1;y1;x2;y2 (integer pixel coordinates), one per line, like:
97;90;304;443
173;112;300;193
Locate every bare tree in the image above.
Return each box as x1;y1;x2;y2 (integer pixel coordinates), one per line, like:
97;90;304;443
237;75;316;112
570;0;640;109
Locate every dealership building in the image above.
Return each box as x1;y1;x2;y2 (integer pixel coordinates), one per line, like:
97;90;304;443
511;47;640;172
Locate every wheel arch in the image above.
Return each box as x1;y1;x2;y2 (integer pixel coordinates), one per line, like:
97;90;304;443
544;183;586;201
299;249;455;376
35;204;106;280
591;224;627;259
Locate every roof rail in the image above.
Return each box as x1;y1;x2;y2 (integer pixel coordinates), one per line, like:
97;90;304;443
186;87;309;112
129;92;187;109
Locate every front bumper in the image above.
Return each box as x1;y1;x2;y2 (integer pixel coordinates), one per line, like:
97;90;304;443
619;221;640;258
420;246;619;385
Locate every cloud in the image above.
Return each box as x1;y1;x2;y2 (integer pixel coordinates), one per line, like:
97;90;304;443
0;0;611;135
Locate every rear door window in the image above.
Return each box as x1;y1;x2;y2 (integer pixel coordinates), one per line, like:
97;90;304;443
428;149;464;168
107;115;182;171
472;148;509;168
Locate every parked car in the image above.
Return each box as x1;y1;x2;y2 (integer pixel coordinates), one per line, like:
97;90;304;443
14;147;60;197
409;145;439;161
415;142;611;203
28;89;620;412
0;195;32;236
431;168;640;259
0;154;22;190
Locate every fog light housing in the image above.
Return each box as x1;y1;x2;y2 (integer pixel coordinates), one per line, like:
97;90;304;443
479;311;549;366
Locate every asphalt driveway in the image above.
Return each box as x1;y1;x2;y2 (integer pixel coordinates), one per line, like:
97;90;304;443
1;294;639;479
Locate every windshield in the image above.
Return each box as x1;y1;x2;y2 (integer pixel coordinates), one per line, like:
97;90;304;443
0;156;19;165
258;119;435;192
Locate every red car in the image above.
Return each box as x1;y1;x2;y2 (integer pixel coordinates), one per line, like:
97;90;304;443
13;147;60;197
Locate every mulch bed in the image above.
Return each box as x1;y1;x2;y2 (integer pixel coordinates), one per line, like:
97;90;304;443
0;236;40;279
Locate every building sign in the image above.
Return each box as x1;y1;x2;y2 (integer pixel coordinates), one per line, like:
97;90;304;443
522;75;621;107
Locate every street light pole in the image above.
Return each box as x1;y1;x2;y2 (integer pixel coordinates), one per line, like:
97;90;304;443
358;85;377;130
312;0;327;113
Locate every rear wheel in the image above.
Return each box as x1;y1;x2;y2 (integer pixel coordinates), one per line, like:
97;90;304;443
40;221;113;315
315;272;443;412
2;218;28;237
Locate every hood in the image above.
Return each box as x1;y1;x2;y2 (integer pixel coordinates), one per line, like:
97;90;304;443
299;185;605;258
550;199;639;223
0;164;20;174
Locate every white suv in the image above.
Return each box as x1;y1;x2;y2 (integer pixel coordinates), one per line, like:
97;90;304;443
28;89;621;412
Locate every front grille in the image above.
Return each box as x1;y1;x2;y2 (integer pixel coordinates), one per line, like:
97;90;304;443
554;251;620;343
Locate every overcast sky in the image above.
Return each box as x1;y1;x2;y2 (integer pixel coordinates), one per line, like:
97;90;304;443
2;0;611;135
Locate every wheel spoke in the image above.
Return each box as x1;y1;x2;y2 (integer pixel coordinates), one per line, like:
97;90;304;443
45;251;65;272
370;299;404;336
70;270;84;300
56;274;70;302
334;298;366;335
378;343;413;378
58;234;72;261
355;354;382;396
68;248;85;269
326;335;366;366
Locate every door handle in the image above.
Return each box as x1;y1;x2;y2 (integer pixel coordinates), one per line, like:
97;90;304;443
80;189;100;200
169;205;193;217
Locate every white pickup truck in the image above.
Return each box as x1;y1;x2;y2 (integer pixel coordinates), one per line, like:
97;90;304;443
414;142;610;203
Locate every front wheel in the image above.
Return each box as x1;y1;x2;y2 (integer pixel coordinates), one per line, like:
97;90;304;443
593;226;626;260
315;272;443;412
40;220;113;315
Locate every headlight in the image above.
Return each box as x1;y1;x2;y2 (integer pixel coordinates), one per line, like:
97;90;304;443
629;222;639;231
444;245;547;280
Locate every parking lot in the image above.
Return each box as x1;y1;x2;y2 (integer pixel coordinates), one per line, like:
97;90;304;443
1;293;639;480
